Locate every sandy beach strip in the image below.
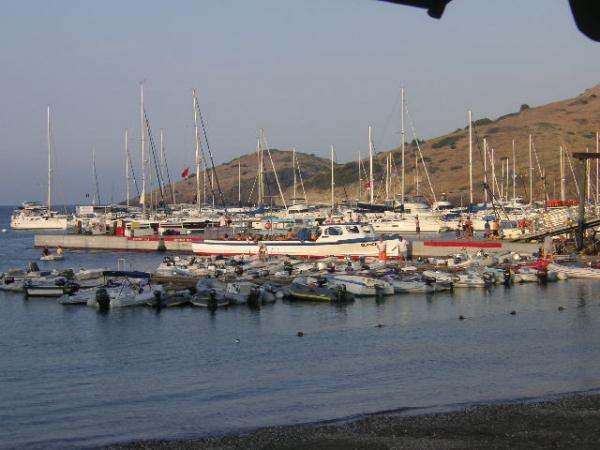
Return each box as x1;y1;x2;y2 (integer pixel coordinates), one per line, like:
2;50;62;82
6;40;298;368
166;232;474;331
106;392;600;450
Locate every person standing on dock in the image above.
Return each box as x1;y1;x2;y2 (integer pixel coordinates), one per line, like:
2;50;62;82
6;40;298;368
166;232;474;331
484;220;491;239
415;215;421;238
377;235;388;262
393;236;408;268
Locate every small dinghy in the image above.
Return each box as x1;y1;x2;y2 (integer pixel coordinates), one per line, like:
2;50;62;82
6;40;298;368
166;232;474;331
40;253;64;261
192;278;230;308
145;286;191;307
192;279;230;308
24;278;80;298
287;276;354;302
323;273;394;296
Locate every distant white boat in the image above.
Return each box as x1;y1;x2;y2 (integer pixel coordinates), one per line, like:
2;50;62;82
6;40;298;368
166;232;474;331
11;107;71;230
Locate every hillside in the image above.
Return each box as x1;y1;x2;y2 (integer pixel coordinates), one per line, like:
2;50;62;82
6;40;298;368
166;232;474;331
151;83;600;206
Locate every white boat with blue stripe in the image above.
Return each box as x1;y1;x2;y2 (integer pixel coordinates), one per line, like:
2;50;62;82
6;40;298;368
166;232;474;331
191;224;401;259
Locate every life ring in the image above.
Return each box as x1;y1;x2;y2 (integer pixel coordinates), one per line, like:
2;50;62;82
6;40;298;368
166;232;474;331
265;221;272;230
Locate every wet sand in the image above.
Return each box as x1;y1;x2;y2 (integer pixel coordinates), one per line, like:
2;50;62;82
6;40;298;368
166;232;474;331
107;392;600;449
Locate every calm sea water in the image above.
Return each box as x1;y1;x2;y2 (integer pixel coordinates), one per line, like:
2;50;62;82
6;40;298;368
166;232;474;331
1;206;600;449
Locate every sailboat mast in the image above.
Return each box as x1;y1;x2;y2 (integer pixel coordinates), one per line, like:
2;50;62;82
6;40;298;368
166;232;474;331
587;147;591;202
491;147;496;199
483;138;488;203
385;154;390;201
401;87;405;205
292;148;297;205
357;152;361;201
238;159;241;206
330;145;335;211
193;90;201;213
415;154;419;197
125;129;130;208
560;146;566;202
504;156;510;201
368;125;374;205
468;109;473;206
47;106;51;210
528;134;533;205
92;149;97;206
596;131;600;206
512;139;516;201
140;83;146;215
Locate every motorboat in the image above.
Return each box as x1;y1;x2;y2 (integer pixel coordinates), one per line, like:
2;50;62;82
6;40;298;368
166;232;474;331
84;271;162;308
191;223;400;259
547;262;600;279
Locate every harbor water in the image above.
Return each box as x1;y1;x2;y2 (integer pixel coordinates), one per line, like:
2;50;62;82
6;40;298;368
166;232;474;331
1;206;600;449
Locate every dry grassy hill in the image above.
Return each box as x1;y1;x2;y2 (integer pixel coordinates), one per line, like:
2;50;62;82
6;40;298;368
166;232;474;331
152;83;600;207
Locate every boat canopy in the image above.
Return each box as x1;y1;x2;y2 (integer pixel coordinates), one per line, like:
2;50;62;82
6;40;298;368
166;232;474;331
102;270;151;279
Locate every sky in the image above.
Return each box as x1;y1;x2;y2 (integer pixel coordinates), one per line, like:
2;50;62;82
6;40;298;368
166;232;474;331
0;0;599;205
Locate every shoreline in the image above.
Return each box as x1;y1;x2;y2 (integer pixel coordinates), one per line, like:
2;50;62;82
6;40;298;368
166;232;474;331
106;391;600;449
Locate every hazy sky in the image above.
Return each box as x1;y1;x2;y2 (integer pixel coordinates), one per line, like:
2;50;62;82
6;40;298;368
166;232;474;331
1;0;599;205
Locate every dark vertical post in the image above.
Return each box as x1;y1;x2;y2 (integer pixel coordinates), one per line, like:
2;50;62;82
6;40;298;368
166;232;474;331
577;158;587;251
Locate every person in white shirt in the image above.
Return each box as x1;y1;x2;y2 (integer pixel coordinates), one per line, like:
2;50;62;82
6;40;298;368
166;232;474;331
393;236;409;268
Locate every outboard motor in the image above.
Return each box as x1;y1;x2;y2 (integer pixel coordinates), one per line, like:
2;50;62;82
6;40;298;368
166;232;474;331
153;290;163;307
503;269;511;286
28;262;40;273
54;277;66;287
207;289;217;310
284;261;294;276
59;268;75;280
335;284;347;302
95;287;110;311
247;287;260;308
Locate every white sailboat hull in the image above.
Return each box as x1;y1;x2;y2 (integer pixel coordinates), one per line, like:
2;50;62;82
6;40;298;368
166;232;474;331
10;216;70;230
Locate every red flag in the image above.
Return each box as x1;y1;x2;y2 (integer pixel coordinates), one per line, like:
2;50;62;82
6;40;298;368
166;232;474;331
181;167;190;178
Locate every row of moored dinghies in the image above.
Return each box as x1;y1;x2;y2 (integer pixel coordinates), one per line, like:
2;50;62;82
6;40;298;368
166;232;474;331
2;253;598;309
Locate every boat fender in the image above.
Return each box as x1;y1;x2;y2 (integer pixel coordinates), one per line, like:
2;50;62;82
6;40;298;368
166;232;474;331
265;221;272;230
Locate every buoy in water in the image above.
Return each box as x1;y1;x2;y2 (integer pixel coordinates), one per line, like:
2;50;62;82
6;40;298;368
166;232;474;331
459;315;465;320
558;306;565;311
510;310;517;315
1;229;6;233
297;331;304;337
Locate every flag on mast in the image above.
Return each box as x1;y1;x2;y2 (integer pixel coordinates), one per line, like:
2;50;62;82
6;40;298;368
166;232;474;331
181;167;190;178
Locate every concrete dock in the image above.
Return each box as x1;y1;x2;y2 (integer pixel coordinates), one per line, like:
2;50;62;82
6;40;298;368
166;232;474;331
35;234;541;257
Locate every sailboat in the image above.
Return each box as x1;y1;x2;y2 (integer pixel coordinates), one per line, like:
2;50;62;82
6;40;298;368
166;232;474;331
10;107;71;230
